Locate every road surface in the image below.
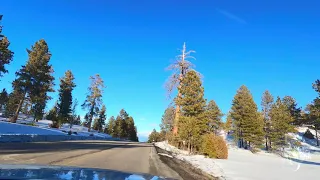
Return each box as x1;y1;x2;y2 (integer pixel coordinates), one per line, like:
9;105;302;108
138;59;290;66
0;140;181;179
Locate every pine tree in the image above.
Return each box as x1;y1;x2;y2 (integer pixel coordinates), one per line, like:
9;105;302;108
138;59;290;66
160;106;175;134
69;98;78;127
46;103;59;128
307;80;320;146
148;129;160;143
206;100;223;134
74;115;81;125
82;74;105;131
21;95;32;116
261;90;274;151
119;109;129;138
113;115;123;138
230;85;264;150
165;43;196;135
4;91;21;117
83;114;90;128
306;102;320;146
269;97;294;149
282;96;302;125
95;105;106;132
176;70;207;153
126;116;138;141
224;112;232;132
0;15;14;78
58;70;76;124
105;116;115;135
92;117;99;131
0;88;8;109
11;39;54;122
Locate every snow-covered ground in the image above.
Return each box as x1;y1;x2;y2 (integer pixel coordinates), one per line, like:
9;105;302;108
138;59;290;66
0;118;112;139
155;128;320;180
0;121;66;135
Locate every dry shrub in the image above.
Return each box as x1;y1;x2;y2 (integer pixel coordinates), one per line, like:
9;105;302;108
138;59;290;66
201;133;228;159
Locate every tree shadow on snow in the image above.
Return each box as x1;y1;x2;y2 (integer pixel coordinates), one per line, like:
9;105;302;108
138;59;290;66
288;157;320;166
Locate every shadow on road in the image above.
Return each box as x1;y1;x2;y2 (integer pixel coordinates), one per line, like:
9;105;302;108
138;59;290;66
0;141;152;155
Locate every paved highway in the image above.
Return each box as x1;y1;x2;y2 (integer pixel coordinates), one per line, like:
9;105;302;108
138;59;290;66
0;140;181;179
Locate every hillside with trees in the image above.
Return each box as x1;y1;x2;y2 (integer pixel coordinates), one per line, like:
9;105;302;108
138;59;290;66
0;14;139;141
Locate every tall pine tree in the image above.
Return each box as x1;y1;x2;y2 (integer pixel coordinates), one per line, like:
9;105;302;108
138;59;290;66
58;70;76;124
11;39;54;122
165;43;196;135
176;70;207;153
0;15;14;78
95;105;106;132
160;106;175;134
126;116;138;141
261;90;274;151
269;97;294;149
82;74;105;131
105;116;115;135
224;112;233;132
230;85;264;150
307;80;320;146
119;109;129;138
113;115;123;138
206;100;223;134
282;96;302;125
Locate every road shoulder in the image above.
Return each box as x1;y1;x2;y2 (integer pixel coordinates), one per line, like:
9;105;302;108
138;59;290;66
149;145;182;179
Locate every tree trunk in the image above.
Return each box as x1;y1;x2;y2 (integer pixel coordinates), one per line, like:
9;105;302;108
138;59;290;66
269;139;272;150
88;101;96;132
316;129;319;146
265;137;268;151
11;92;26;123
173;105;180;135
173;71;184;135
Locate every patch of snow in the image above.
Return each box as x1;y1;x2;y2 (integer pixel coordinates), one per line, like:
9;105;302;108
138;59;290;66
155;141;189;155
0;117;9;122
0;117;112;140
157;153;173;158
0;121;65;135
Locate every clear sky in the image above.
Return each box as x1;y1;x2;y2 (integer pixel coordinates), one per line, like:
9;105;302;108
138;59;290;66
1;0;319;142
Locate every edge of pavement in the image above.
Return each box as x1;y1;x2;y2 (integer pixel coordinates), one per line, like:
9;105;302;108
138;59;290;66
153;144;220;180
149;144;182;180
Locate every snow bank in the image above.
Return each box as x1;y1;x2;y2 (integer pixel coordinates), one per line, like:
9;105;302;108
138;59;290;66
214;147;320;180
0;121;114;142
0;121;65;135
155;141;225;179
155;139;320;180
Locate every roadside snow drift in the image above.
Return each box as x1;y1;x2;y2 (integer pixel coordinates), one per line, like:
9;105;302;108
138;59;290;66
155;128;320;180
0;121;65;135
0;121;115;142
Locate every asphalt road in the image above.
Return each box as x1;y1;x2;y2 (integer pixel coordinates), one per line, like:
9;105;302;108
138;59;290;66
0;140;181;179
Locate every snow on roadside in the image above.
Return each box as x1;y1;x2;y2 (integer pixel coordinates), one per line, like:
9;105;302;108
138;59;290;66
155;138;320;180
0;121;65;135
155;141;225;179
0;121;112;138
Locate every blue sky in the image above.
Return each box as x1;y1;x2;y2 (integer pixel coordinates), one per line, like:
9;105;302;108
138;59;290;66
1;0;319;141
